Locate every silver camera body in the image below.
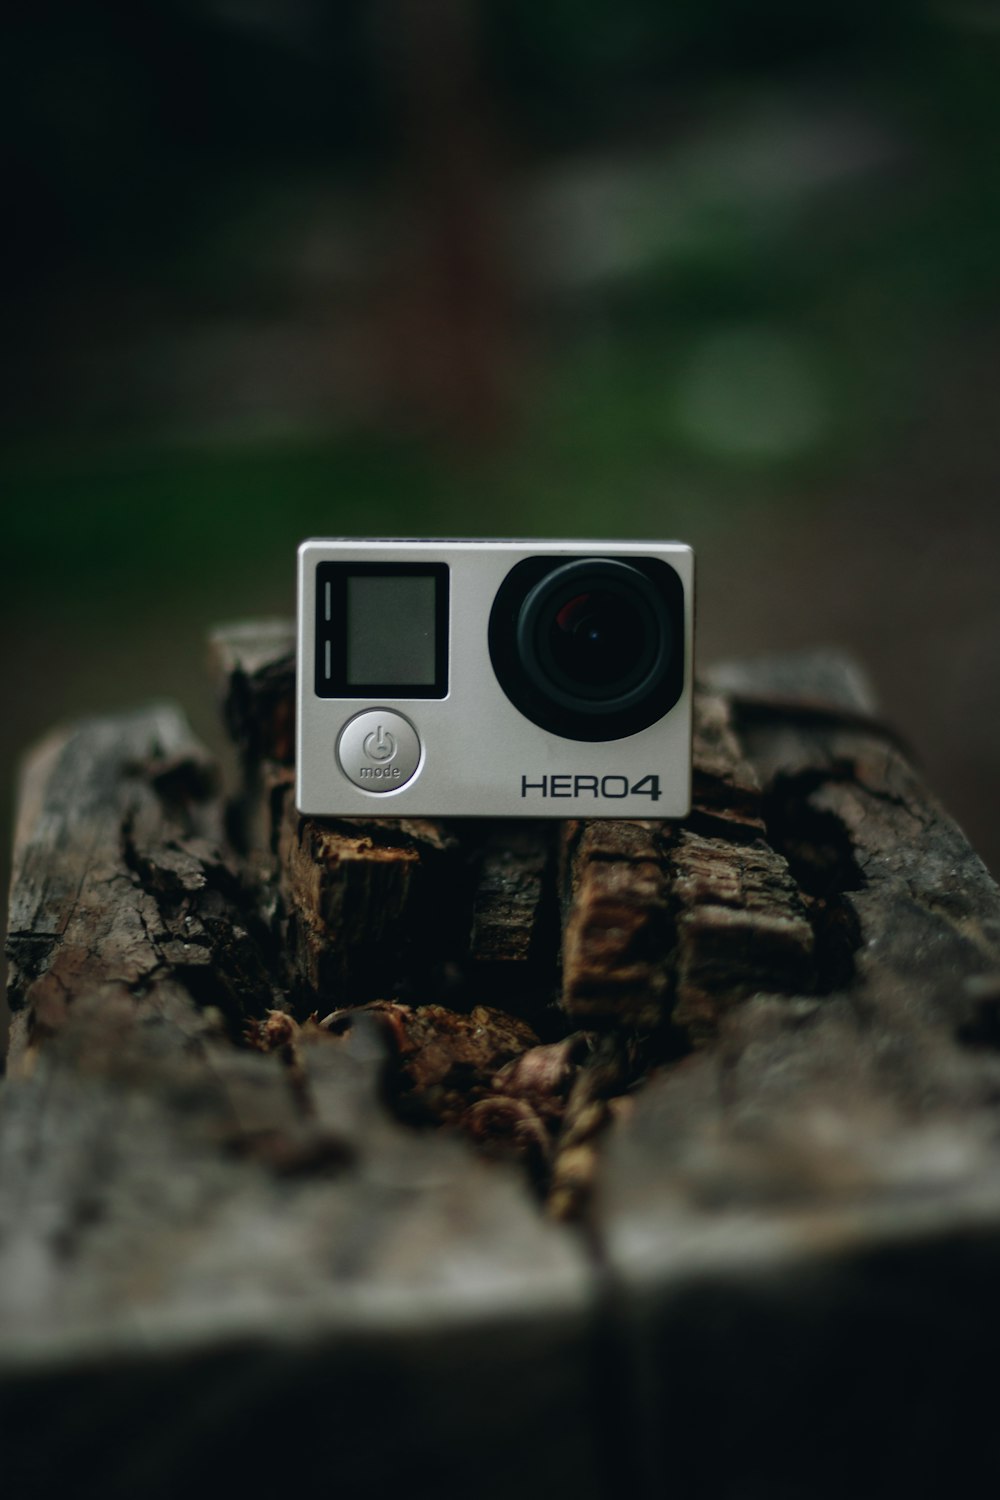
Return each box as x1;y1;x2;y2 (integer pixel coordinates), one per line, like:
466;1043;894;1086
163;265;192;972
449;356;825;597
296;539;694;818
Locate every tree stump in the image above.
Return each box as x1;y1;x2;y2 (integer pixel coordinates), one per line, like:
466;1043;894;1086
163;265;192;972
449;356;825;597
3;629;1000;1498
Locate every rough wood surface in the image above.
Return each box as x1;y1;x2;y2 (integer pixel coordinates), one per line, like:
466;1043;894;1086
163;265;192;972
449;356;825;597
5;626;1000;1498
469;823;555;969
209;618;296;767
4;707;278;1074
1;703;597;1500
594;654;1000;1498
559;818;668;1030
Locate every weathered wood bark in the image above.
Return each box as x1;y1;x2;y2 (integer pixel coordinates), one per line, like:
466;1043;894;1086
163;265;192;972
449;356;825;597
594;655;1000;1499
3;631;1000;1498
0;702;596;1500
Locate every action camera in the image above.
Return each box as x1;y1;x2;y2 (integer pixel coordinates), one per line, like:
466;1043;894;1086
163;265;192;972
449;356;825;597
296;539;694;818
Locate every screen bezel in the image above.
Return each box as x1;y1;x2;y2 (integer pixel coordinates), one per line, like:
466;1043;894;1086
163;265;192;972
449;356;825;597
314;561;450;699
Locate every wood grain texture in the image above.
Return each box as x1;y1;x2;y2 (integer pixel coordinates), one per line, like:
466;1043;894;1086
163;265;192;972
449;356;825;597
209;619;296;767
595;653;1000;1499
276;794;463;1004
6;633;1000;1498
469;822;555;970
5;706;276;1073
0;704;599;1500
559;818;671;1029
558;689;814;1040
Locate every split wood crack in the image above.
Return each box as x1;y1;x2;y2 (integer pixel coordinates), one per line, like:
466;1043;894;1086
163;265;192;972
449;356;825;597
5;629;1000;1499
12;653;858;1217
8;631;1000;1220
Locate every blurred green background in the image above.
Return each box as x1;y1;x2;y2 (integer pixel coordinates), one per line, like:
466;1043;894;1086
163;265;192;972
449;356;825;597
2;0;999;892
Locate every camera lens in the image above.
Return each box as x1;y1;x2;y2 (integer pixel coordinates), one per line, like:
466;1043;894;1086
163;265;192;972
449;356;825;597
516;558;667;711
547;590;649;691
488;553;684;742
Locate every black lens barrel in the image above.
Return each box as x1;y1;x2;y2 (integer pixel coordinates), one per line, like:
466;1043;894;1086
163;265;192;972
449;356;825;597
488;554;685;743
516;558;669;713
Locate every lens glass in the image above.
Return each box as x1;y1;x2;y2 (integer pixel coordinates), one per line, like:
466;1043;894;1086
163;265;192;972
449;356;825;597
547;589;648;690
492;553;684;740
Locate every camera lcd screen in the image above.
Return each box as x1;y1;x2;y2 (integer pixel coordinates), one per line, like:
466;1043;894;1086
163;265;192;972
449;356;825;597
314;560;449;698
347;575;436;686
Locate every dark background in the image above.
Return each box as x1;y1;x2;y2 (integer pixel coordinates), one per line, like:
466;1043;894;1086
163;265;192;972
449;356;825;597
2;0;999;895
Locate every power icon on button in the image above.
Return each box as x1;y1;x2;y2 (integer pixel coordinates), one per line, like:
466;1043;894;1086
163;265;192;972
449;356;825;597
363;724;396;762
337;709;422;793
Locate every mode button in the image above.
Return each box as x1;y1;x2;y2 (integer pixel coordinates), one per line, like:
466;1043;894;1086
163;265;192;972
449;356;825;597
337;709;421;793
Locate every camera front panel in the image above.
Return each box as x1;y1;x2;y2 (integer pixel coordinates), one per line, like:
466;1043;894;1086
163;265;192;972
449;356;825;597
296;539;694;818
